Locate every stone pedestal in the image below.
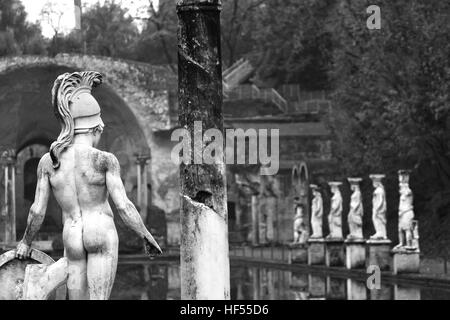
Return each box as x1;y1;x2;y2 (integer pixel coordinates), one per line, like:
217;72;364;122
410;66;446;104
345;239;366;269
347;278;367;300
325;238;345;267
307;238;325;265
394;285;420;300
392;250;420;275
288;244;308;264
366;239;392;271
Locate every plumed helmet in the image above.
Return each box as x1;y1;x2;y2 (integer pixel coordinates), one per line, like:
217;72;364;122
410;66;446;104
52;71;104;133
49;71;104;168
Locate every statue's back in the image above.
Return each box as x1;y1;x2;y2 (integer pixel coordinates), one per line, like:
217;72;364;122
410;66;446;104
47;145;109;216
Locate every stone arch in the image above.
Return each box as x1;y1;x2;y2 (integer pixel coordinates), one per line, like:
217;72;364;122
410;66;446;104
0;54;177;243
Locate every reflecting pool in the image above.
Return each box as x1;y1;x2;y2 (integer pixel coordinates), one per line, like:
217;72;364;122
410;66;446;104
110;261;450;300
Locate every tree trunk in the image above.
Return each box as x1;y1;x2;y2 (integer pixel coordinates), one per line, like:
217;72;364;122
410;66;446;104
177;0;230;300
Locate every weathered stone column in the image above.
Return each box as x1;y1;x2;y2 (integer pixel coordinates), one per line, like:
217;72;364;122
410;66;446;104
1;150;16;244
177;0;230;300
136;154;150;221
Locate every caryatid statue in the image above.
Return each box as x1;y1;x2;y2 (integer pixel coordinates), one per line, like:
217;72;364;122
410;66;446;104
394;170;418;251
309;184;323;239
346;178;364;240
15;71;162;300
292;198;308;244
326;182;343;239
369;174;388;240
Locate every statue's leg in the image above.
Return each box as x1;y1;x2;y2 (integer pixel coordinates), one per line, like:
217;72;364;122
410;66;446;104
348;220;355;238
67;258;89;300
294;231;299;243
370;216;377;238
400;229;405;246
405;229;413;247
372;217;385;238
86;233;118;300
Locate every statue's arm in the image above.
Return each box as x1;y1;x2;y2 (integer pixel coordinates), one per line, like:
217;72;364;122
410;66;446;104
17;155;51;258
105;153;162;255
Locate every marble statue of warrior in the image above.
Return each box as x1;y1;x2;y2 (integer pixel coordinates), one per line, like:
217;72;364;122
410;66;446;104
347;178;364;240
293;199;308;244
310;185;323;238
370;175;387;240
326;182;343;239
15;71;162;300
394;171;416;250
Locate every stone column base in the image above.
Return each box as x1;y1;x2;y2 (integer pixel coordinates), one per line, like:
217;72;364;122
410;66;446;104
345;239;366;269
366;239;392;271
288;243;308;264
325;238;345;267
392;250;420;275
307;238;325;265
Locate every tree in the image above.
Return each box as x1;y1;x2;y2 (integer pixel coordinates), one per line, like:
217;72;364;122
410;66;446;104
40;0;68;56
57;0;140;58
132;0;178;71
0;0;46;56
220;0;262;67
249;0;334;89
81;1;139;58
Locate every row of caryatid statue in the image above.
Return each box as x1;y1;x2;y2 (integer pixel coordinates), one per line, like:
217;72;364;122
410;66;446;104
293;170;419;252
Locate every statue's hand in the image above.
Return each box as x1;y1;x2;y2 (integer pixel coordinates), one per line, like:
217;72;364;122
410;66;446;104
144;234;163;257
16;241;31;260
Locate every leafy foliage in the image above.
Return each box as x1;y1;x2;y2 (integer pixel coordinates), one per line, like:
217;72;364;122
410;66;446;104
83;1;139;58
248;0;334;89
132;0;178;70
0;0;46;56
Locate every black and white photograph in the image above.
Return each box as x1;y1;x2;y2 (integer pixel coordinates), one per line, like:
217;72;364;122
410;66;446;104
0;0;449;308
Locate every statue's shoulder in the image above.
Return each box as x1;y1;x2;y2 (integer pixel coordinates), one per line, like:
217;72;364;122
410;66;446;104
93;150;120;172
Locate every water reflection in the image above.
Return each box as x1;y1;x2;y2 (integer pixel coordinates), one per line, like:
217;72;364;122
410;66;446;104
347;279;367;300
110;262;450;300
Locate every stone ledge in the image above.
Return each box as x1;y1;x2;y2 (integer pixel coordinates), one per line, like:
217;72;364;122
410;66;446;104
344;238;366;244
367;239;392;245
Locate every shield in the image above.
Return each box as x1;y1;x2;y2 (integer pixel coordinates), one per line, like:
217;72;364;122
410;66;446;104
0;249;66;300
